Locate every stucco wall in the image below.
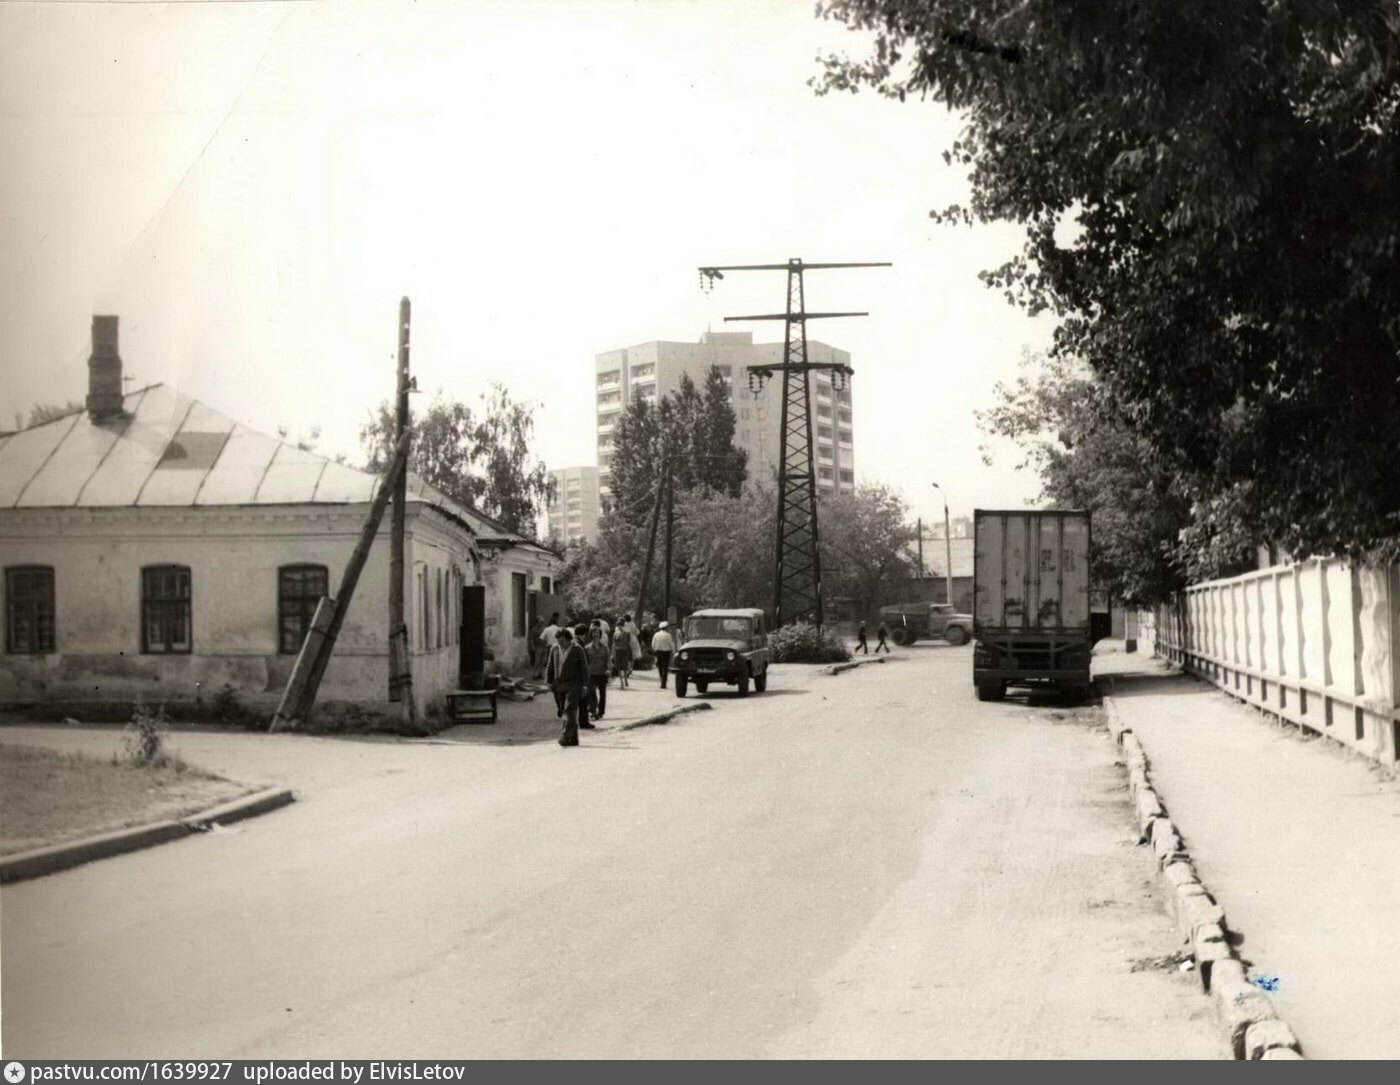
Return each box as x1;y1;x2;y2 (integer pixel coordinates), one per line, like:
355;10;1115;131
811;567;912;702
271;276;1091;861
0;503;478;722
480;545;559;671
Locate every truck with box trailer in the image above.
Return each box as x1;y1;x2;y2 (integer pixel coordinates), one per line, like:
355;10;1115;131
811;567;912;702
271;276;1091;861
972;508;1093;702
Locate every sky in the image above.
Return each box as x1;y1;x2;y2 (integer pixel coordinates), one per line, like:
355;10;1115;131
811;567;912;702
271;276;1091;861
0;0;1056;534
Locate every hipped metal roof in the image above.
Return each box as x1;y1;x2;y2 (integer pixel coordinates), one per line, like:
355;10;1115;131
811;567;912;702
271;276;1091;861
0;385;528;549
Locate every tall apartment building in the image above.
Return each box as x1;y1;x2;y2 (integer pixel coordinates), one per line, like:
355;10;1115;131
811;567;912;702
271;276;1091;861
594;331;855;502
545;465;601;546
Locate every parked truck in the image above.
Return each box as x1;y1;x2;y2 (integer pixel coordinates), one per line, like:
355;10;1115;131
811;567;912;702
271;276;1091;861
878;601;973;646
972;508;1092;702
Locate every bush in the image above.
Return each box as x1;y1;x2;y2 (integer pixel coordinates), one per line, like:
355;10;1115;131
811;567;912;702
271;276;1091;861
120;703;170;767
768;622;852;664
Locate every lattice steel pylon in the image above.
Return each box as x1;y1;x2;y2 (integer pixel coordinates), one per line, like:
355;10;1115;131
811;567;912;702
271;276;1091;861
698;258;889;630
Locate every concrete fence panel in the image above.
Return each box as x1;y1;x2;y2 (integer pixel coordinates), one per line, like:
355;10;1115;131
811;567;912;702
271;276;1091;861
1150;559;1400;764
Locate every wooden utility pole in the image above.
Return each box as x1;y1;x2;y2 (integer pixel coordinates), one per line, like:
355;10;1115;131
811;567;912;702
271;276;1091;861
271;431;412;732
917;517;925;582
662;464;674;623
388;297;417;728
634;453;670;629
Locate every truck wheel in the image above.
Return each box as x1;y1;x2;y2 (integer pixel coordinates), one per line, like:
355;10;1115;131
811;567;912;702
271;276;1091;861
891;627;911;646
945;626;967;646
976;681;1005;702
675;675;688;698
754;667;768;692
695;680;709;694
737;669;750;696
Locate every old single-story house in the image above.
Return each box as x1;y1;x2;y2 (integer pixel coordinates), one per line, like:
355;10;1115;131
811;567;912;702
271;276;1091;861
0;316;559;724
455;505;562;672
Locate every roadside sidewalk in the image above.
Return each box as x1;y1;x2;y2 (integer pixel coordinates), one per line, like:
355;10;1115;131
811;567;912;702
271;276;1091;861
1094;642;1400;1059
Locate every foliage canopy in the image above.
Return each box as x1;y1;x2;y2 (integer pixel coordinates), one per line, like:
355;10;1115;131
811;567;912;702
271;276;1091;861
605;368;747;528
360;383;552;536
817;0;1400;574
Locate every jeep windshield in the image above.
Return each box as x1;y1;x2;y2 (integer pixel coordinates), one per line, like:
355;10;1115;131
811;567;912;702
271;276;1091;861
685;616;753;640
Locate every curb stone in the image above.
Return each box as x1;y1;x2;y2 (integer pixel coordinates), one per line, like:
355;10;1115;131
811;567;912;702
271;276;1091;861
616;701;712;732
825;657;888;675
1103;694;1305;1060
0;786;295;885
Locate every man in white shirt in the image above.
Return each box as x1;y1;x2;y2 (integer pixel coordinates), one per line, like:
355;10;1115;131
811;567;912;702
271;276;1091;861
650;621;675;688
539;613;561;654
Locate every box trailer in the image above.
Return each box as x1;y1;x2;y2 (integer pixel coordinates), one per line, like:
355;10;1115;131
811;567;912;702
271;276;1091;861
972;509;1092;701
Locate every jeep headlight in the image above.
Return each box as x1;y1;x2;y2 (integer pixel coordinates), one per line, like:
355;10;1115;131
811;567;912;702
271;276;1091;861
679;650;689;661
726;650;737;661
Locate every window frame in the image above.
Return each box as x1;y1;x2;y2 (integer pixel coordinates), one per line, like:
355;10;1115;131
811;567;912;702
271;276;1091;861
277;563;329;655
5;565;56;655
141;564;192;655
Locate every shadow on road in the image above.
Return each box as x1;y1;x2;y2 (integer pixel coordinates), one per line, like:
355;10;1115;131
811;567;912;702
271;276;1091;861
1094;671;1200;701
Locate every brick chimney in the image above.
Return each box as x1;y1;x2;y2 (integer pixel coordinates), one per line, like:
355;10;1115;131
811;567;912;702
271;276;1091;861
86;315;125;421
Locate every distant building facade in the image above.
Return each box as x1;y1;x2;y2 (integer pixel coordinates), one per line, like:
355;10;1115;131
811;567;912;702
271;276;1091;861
546;465;601;545
594;331;855;504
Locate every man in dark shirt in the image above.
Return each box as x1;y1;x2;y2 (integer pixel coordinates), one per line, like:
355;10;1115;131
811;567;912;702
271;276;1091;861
556;628;590;747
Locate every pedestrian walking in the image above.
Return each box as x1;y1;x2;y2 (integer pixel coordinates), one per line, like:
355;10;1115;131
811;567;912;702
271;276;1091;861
584;626;611;721
875;620;891;654
611;615;633;689
651;620;675;688
574;623;597;720
856;620;869;655
555;628;589;747
539;612;561;666
544;632;567;718
527;616;545;673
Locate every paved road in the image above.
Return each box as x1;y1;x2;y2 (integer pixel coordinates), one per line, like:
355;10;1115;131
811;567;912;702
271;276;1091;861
2;647;1221;1057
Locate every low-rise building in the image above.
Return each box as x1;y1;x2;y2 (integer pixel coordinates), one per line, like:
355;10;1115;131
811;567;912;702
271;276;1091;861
0;317;558;723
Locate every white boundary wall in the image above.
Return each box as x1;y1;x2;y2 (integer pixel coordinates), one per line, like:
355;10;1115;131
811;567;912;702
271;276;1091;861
1148;559;1400;764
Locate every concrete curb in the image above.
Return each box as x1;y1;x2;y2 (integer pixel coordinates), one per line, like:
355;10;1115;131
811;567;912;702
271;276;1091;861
825;656;890;675
616;701;713;732
0;786;296;885
1103;695;1305;1060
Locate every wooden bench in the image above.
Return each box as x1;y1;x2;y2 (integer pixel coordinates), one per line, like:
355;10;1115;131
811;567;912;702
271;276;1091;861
446;687;498;724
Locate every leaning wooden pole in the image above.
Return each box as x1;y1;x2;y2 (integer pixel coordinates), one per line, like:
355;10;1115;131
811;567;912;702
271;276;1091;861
271;430;412;732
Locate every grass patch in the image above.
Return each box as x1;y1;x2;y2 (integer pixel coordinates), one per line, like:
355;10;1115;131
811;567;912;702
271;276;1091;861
0;743;250;856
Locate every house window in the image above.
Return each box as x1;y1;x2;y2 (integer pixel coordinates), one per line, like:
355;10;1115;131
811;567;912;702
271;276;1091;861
142;565;191;654
540;576;552;595
5;566;55;654
278;564;328;655
512;572;527;637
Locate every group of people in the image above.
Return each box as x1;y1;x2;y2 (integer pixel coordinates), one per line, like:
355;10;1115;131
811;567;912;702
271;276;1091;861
854;620;892;655
533;612;673;747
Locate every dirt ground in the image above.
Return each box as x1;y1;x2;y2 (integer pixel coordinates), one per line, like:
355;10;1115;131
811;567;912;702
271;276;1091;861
0;743;251;854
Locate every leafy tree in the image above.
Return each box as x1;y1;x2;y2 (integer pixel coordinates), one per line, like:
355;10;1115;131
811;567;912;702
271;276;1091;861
606;368;747;528
674;484;776;608
360;382;553;536
816;0;1400;568
560;480;918;620
979;351;1192;603
817;483;919;610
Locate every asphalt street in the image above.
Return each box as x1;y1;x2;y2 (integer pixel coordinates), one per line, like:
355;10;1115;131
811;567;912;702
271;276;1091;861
2;645;1222;1058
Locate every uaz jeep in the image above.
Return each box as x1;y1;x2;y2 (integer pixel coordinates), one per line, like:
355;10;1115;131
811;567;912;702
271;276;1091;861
673;607;771;697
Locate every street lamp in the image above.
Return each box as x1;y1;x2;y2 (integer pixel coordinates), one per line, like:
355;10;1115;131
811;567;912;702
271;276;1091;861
930;482;953;608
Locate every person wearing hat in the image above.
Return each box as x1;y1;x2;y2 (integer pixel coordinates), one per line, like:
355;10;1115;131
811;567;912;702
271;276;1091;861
650;620;675;688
